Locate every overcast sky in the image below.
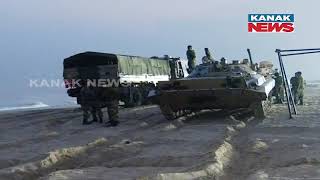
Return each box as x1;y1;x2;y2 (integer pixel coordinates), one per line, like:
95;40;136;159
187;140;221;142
0;0;319;105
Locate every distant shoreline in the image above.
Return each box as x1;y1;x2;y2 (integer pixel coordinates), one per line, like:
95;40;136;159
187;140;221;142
0;104;79;114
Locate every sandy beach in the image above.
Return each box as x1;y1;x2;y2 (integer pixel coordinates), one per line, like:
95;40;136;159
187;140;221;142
0;86;319;180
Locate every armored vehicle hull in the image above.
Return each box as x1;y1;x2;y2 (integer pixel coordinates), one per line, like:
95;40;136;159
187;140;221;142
152;62;275;120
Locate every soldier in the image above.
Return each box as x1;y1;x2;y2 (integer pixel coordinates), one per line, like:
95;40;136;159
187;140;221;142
105;100;119;127
100;87;119;127
295;71;304;105
290;72;304;105
220;57;228;71
220;57;227;65
242;59;249;65
273;72;284;104
290;72;298;104
214;61;222;71
202;48;214;64
80;85;103;125
186;45;196;73
254;63;259;71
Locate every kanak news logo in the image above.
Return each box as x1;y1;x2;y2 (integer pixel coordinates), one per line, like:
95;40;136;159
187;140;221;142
248;14;295;33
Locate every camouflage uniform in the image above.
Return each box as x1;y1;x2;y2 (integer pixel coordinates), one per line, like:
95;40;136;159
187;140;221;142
220;57;227;70
202;48;214;64
99;87;119;126
274;73;284;103
106;100;119;125
80;86;103;125
186;46;196;73
295;73;304;105
214;61;222;72
290;72;304;105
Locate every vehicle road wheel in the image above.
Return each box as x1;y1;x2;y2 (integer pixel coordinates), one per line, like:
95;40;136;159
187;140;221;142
249;101;266;119
160;104;176;120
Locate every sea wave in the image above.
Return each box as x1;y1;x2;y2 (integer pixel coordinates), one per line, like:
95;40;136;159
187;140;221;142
0;102;50;112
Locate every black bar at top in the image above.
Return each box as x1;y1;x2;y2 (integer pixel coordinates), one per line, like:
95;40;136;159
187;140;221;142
278;48;320;52
281;50;320;57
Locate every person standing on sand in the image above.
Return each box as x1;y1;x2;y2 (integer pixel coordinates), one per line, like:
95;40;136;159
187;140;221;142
295;71;305;105
99;87;119;127
290;72;304;105
80;85;103;125
274;72;285;104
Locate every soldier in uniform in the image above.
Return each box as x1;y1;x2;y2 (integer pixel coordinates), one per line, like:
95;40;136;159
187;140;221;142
202;48;214;64
99;87;119;127
273;72;284;104
80;85;103;125
242;59;249;65
186;45;196;73
214;61;222;71
295;71;304;105
290;72;304;105
253;63;259;71
220;57;227;66
105;100;119;127
290;72;298;104
219;57;228;71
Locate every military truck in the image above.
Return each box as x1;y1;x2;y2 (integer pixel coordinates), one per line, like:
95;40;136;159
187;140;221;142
150;59;276;120
63;52;187;107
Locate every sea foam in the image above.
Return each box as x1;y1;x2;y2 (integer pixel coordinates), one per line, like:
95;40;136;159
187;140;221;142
0;102;49;111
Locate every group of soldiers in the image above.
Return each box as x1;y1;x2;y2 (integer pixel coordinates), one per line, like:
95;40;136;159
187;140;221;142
186;45;228;73
80;83;119;127
79;46;305;126
186;45;216;72
273;71;305;105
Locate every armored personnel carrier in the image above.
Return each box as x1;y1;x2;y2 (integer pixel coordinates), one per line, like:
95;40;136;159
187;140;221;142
63;52;188;107
151;59;275;120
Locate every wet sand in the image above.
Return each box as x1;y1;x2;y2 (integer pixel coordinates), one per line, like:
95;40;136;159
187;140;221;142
0;104;240;179
0;86;319;180
222;86;320;180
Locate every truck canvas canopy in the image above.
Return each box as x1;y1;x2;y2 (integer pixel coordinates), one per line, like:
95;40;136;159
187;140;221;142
63;52;171;77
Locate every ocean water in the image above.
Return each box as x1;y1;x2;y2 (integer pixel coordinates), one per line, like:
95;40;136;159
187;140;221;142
0;102;50;111
0;87;78;112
